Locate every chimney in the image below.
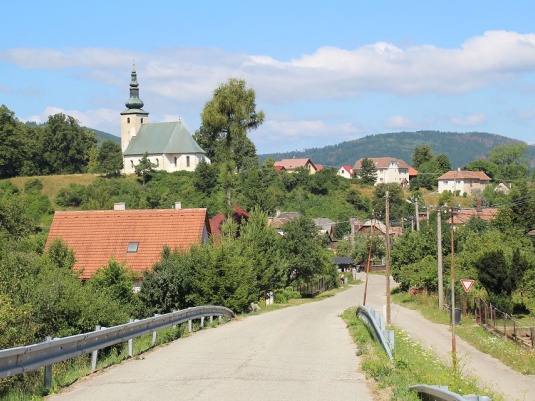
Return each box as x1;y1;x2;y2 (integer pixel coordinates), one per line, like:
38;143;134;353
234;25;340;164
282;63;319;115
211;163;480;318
114;202;126;211
175;202;182;210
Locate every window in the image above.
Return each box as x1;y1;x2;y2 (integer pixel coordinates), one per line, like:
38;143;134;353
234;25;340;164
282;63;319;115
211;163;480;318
156;159;159;167
130;160;134;168
174;157;177;167
186;156;190;167
127;117;130;123
141;118;144;123
127;242;139;253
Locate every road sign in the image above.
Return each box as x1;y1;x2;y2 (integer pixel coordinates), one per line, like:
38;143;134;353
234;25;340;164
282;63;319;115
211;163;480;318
460;279;475;292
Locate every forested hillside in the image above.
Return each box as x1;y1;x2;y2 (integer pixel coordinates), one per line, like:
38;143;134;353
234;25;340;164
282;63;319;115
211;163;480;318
260;131;527;169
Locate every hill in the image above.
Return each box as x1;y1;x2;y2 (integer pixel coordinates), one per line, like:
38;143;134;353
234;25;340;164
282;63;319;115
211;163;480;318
91;129;120;144
259;131;527;169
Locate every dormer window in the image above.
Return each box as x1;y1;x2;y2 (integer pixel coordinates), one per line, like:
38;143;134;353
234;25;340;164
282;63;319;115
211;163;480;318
127;242;139;253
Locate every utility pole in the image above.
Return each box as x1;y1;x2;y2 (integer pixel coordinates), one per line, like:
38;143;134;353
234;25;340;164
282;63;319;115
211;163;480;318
415;197;420;231
362;212;376;306
350;217;355;247
385;192;391;325
437;208;444;310
450;206;457;372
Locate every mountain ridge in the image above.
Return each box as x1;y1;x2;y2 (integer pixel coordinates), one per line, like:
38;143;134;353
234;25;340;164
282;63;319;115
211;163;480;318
259;131;534;169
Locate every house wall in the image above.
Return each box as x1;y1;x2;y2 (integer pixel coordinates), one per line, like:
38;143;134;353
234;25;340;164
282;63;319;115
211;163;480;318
337;168;352;179
375;163;409;185
438;179;487;195
123;153;210;174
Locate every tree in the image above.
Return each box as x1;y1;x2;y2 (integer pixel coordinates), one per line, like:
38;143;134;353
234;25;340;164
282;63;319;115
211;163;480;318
0;105;25;179
43;113;98;174
196;78;265;210
464;159;500;180
95;140;123;177
359;158;377;185
372;183;405;220
412;145;434;169
135;152;156;185
488;143;529;181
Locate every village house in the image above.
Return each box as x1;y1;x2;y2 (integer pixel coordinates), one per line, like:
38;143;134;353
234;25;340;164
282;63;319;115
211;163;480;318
45;202;210;281
121;66;210;174
209;205;250;241
337;165;354;179
273;158;317;174
353;157;410;186
437;169;491;195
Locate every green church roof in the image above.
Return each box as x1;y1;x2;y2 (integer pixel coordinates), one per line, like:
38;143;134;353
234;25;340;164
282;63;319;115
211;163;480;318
123;121;206;156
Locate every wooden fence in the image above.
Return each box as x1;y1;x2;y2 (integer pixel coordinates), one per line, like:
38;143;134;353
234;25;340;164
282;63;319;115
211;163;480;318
474;298;534;350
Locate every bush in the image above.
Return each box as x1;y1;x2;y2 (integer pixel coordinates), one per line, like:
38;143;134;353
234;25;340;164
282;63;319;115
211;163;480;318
55;183;87;207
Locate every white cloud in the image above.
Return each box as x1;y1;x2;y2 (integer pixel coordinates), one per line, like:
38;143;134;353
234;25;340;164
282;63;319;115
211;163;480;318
450;113;486;127
384;115;415;129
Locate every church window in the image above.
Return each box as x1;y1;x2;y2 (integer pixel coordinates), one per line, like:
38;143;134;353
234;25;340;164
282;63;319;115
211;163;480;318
130;160;134;168
174;157;177;167
141;118;144;123
186;156;190;167
127;117;130;123
156;159;159;167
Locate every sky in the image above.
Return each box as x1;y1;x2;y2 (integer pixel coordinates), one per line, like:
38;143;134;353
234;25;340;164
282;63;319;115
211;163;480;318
2;0;535;154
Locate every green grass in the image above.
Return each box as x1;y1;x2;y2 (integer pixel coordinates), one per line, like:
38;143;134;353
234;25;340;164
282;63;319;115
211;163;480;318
341;307;503;401
392;291;535;375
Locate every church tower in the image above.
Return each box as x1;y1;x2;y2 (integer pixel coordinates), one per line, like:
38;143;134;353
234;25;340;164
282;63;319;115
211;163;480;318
120;65;149;152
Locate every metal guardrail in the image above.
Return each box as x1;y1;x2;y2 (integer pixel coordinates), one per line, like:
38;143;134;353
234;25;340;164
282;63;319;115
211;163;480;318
356;305;394;360
0;305;234;381
409;384;491;401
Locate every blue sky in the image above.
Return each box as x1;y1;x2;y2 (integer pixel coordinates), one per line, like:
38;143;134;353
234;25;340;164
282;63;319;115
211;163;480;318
2;0;535;154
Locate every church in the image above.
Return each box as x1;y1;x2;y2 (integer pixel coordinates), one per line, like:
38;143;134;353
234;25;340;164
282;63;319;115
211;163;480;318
120;67;210;174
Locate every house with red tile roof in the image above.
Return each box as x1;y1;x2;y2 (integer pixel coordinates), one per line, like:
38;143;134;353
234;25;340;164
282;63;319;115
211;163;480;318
353;157;410;186
273;158;317;174
45;203;210;280
209;205;250;241
437;170;491;195
337;165;354;179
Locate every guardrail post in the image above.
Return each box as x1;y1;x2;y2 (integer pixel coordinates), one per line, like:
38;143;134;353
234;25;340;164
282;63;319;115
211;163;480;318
218;315;222;323
188;319;192;333
128;319;134;357
210;315;213;324
91;325;101;371
152;331;157;346
44;336;53;389
200;316;205;328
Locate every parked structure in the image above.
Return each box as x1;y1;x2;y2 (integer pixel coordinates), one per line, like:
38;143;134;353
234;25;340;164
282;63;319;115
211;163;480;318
45;203;210;280
437;169;491;195
121;66;210;174
353;157;410;186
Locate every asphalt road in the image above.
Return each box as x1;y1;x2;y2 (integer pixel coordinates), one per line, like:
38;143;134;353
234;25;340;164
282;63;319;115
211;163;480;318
47;285;373;401
360;273;535;401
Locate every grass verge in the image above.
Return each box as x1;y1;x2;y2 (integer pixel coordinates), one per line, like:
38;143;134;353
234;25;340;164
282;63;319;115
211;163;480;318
391;291;535;375
341;307;504;401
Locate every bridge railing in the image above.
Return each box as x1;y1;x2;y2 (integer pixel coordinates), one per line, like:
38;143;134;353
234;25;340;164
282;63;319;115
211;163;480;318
0;305;234;387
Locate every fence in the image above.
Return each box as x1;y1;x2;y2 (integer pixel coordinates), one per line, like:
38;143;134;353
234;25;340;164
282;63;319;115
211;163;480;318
0;305;234;387
474;298;534;349
298;276;335;297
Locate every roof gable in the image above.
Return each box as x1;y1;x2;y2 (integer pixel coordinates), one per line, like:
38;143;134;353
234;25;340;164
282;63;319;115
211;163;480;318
124;121;206;156
354;157;410;170
46;208;210;279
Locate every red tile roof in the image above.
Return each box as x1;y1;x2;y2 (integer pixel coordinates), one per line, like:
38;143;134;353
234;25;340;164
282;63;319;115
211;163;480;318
354;157;410;169
209;206;250;240
437;170;491;181
45;208;210;279
452;208;498;225
409;167;418;176
274;158;316;170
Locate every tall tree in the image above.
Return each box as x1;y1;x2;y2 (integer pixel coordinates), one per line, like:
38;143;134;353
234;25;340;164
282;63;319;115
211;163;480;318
488;143;529;181
195;78;265;211
0;105;25;179
95;140;124;177
359;157;377;185
412;144;434;169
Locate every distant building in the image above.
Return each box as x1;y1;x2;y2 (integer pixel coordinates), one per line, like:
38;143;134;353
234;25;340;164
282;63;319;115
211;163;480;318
120;66;210;174
353;157;410;186
437;170;491;195
274;158;317;174
337;165;354;179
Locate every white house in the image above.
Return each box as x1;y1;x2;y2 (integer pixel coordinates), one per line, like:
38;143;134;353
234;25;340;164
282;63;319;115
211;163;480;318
120;66;210;174
437;170;491;195
337;165;354;179
353;157;410;186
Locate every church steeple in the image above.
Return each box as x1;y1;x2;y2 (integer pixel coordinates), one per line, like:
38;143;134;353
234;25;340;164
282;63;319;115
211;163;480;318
125;64;145;110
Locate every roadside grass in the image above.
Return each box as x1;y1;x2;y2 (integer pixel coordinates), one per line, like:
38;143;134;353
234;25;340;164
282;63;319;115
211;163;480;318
392;291;535;375
341;307;503;401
